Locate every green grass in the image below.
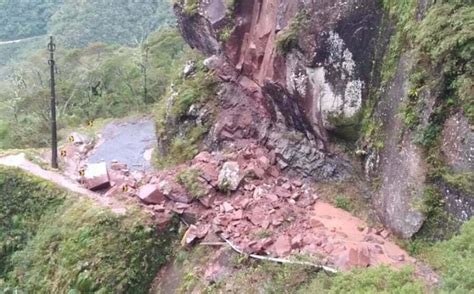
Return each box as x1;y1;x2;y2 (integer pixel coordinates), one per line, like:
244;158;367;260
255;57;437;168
154;57;216;169
335;195;353;212
380;0;418;84
176;168;207;199
253;230;272;239
415;186;457;241
182;0;199;16
299;266;424;294
204;258;424;293
218;25;233;43
275;11;309;56
0;166;68;278
0;166;178;292
442;172;474;197
426;219;474;293
154;125;209;169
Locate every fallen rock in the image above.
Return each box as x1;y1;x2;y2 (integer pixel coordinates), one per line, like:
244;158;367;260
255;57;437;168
380;230;391;239
257;156;270;170
70;132;94;155
245;163;265;179
138;184;165;204
232;209;244;220
158;180;192;203
291;234;303;249
273;235;292;256
152;204;166;213
194;151;213;163
110;161;128;171
103;185;121;197
69;132;90;145
83;162;110;191
182;212;198;225
335;246;371;270
265;194;279;203
198;195;214;208
268;166;280;178
218;161;241;191
389;254;405;262
222;202;234;213
156;212;174;232
181;225;210;247
363;234;385;245
293;180;303;187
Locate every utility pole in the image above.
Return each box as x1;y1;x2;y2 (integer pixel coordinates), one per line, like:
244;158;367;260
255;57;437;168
48;36;58;169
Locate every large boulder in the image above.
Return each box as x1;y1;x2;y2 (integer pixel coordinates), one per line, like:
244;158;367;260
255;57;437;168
83;162;110;191
218;161;241;192
138;184;166;204
157;179;193;204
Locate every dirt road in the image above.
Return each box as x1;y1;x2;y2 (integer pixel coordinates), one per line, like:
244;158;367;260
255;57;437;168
0;153;126;214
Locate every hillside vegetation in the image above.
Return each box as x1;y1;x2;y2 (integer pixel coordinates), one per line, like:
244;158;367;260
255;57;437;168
0;29;187;149
0;166;178;292
48;0;174;48
0;0;173;46
0;0;62;41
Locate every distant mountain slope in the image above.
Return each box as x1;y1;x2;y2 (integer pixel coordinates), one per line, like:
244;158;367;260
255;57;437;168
0;0;63;41
0;0;174;47
48;0;175;47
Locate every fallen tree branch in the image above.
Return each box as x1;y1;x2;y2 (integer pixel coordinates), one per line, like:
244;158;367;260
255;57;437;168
218;233;338;274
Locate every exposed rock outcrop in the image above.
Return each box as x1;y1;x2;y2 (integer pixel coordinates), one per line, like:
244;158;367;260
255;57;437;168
173;0;473;239
174;0;383;180
441;112;473;173
372;54;427;238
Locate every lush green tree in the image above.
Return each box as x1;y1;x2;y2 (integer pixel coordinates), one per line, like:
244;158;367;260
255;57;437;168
0;0;63;41
48;0;175;48
0;29;187;149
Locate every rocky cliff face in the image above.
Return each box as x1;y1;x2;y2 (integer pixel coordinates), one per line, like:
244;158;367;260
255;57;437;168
177;0;382;143
173;0;473;238
175;0;383;179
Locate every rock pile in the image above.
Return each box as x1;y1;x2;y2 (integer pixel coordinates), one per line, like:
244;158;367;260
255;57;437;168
77;142;415;271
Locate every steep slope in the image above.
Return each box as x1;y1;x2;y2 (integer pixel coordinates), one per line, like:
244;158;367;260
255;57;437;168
171;0;386;180
169;0;473;239
0;165;178;292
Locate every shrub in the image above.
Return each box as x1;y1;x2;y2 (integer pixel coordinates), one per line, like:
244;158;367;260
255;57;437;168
335;195;353;212
154;58;216;169
0;166;67;277
415;186;457;241
176;168;207;199
442;172;474;196
427;219;474;292
276;11;309;56
182;0;199;16
300;266;424;293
